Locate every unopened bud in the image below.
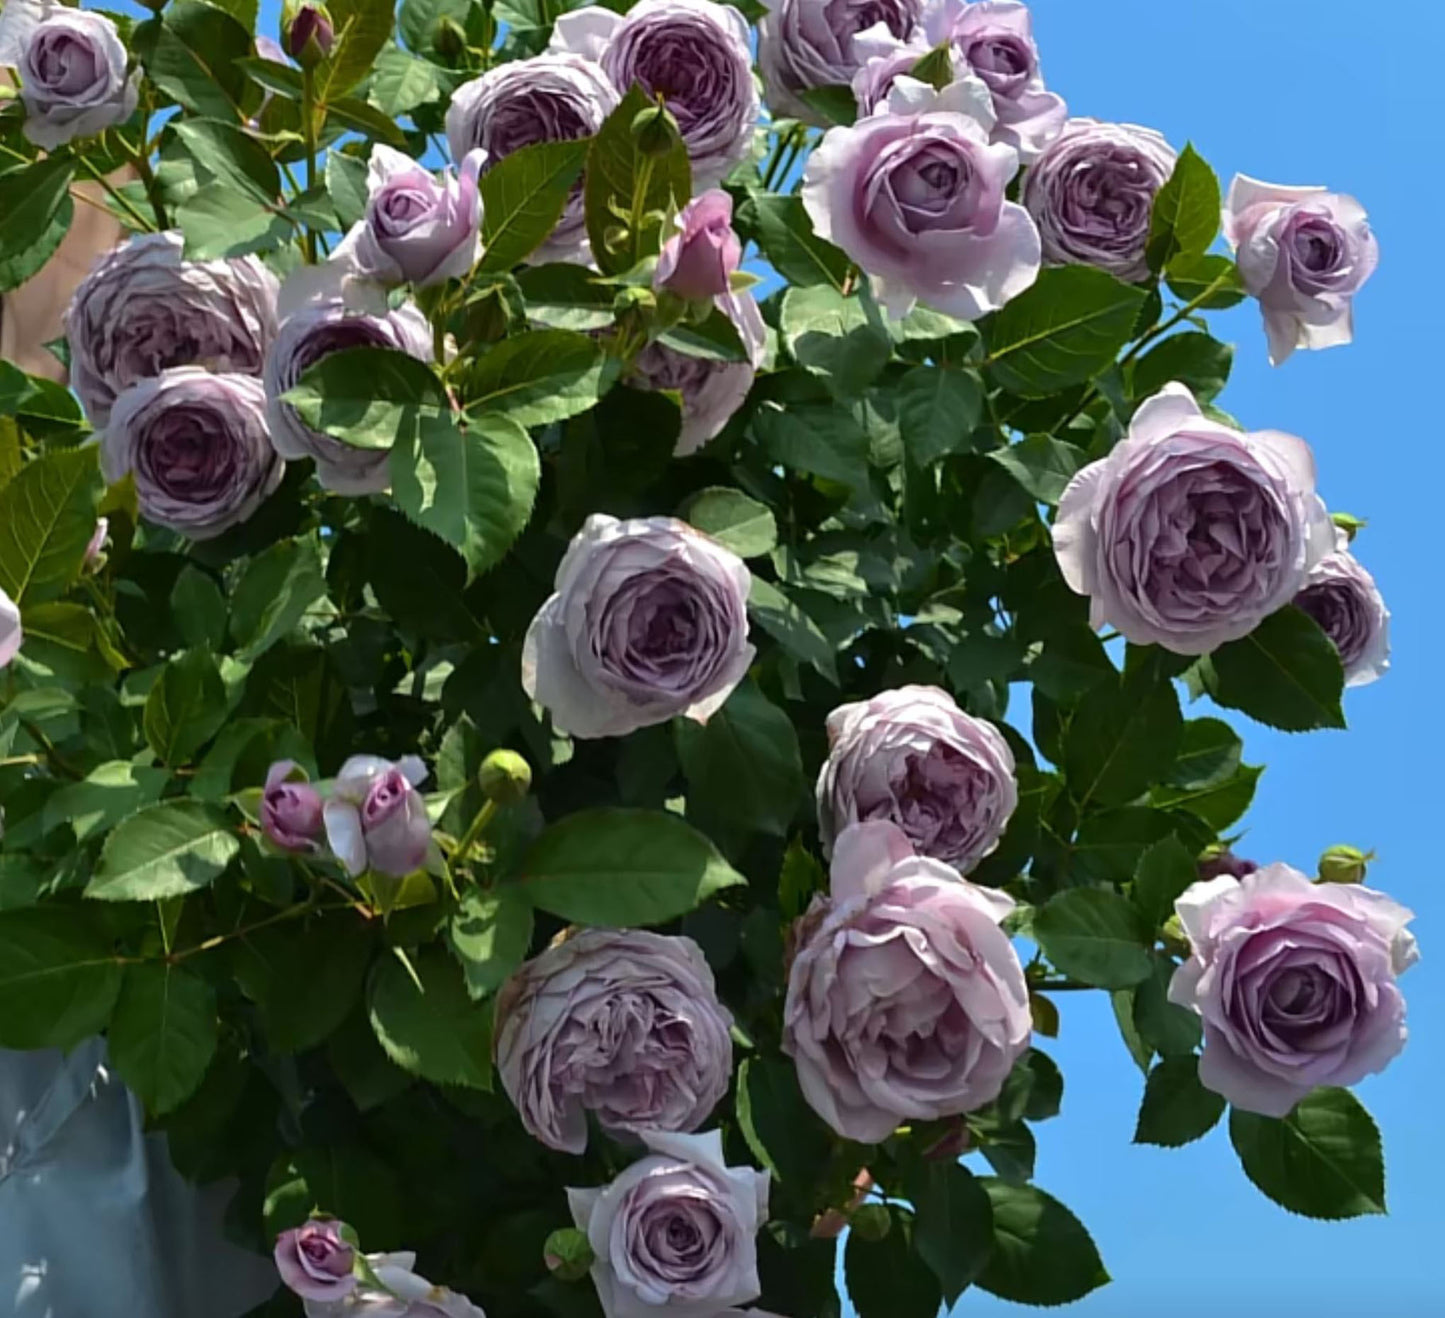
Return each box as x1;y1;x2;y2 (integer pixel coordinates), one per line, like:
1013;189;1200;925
478;749;531;805
433;16;466;60
284;3;334;68
1318;844;1372;886
544;1228;594;1281
1196;848;1257;882
1161;913;1191;957
849;1203;892;1242
631;103;681;157
1331;511;1367;542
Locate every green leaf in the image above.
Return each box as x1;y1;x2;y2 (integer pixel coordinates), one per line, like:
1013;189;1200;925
518;808;746;926
284;346;446;449
1134;1055;1226;1148
0;157;75;294
674;679;805;837
990;434;1088;506
1131;953;1201;1056
389;411;540;575
735;1055;831;1192
326;94;413;146
171;565;229;651
368;947;494;1089
1132;836;1199;930
447;890;535;999
317;0;397;100
87;801;241;901
235;54;303;99
780;285;891;398
144;648;228;766
741;192;849;290
985;266;1147;398
1206;606;1346;732
797;83;858;125
752;400;869;489
1062;665;1183;810
229;534;327;662
845;1211;943;1318
399;0;471;52
897;364;983;466
41;761;169;844
1147;143;1222;272
326;150;371;230
177;181;292;259
585;84;691;275
658;306;748;362
680;487;777;558
976;1180;1109;1306
464;329;609;427
368;46;444;116
909;1162;995;1305
1132;331;1233;402
138;3;258;121
1165;252;1247;309
0;907;124;1049
172;118;281;205
0;444;102;604
108;963;218;1116
1112;986;1154;1074
1164;717;1242;789
514;262;616;331
1153;762;1262;832
479;138;592;274
1229;1089;1386;1219
747;577;839;683
1032;888;1153;989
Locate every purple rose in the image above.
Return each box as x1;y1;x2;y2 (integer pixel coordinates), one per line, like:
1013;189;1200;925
261;760;325;854
1053;383;1336;654
301;1251;486;1318
554;1;759;188
1022;117;1178;282
446;53;618;265
817;685;1017;872
850;25;933;115
630;289;766;456
334;145;484;288
923;0;1066;160
1223;174;1380;366
1170;863;1418;1117
522;514;755;738
496;929;734;1154
99;368;283;540
783;820;1031;1141
0;0;137;150
274;1219;356;1302
1293;536;1390;688
285;3;334;64
802;76;1040;319
567;1129;769;1318
64;231;279;429
655;191;742;301
759;0;925;124
265;276;432;495
0;588;20;669
323;754;432;879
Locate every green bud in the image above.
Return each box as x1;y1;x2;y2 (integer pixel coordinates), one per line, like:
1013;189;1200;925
849;1203;892;1242
543;1228;594;1281
910;43;954;93
1160;913;1191;957
631;103;681;157
1331;511;1367;542
282;2;335;69
478;749;532;804
1318;844;1372;885
433;16;466;60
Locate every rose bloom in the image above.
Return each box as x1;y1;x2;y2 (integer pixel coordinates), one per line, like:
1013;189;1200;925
655;191;742;302
759;0;925;124
850;24;932;115
322;754;432;878
0;587;20;669
0;0;137;149
274;1220;355;1303
784;820;1031;1142
802;76;1040;319
1170;863;1418;1118
99;368;283;540
923;0;1066;160
629;290;766;456
1053;383;1336;654
334;145;484;288
554;0;759;188
1022;117;1177;282
817;685;1017;872
495;929;733;1153
1293;535;1390;688
299;1251;486;1318
1223;174;1380;366
64;231;279;428
446;53;617;264
522;514;755;738
261;760;325;854
568;1129;769;1318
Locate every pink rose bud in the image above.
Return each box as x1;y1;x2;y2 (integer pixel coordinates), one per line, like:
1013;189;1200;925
285;3;334;66
83;516;109;570
261;760;325;854
273;1219;356;1302
654;190;742;301
322;754;432;878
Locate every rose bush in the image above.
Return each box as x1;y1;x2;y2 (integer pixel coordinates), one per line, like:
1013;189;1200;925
0;2;1411;1316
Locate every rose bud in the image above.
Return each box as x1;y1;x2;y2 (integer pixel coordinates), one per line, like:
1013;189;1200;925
284;2;334;66
543;1228;595;1282
478;749;532;805
1318;844;1372;886
261;760;325;854
273;1219;356;1302
654;190;742;302
323;754;432;878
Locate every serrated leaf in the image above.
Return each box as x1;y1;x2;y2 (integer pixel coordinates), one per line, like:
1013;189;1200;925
0;444;102;604
173;118;281;205
990;434;1088;506
0;907;124;1049
1147;143;1222;271
368;948;494;1089
1134;1055;1225;1147
229;534;327;662
284;346;446;449
144;648;228;766
747;576;838;683
108;963;218;1116
316;0;397;101
976;1180;1109;1306
1132;835;1199;930
741;192;848;290
138;3;258;122
1206;606;1346;732
897;364;983;466
1032;888;1153;989
680;487;777;558
87;801;240;901
447;890;535;999
0;157;76;294
478;138;592;273
909;1162;995;1305
464;329;609;427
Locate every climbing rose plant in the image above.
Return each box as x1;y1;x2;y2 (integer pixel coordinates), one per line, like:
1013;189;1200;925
0;0;1406;1315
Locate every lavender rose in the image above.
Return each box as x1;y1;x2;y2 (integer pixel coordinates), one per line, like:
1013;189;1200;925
522;514;755;738
802;76;1040;318
759;0;925;124
334;145;484;288
262;760;326;854
784;820;1031;1141
817;685;1017;872
446;54;617;264
1022;117;1177;282
1170;864;1418;1117
554;0;759;188
1223;174;1380;366
630;290;766;455
0;0;137;150
0;588;19;669
655;191;742;301
567;1129;769;1318
1293;536;1390;688
850;24;932;115
322;754;432;879
495;929;733;1153
274;1220;356;1303
1053;382;1336;654
99;368;283;540
64;231;279;428
923;0;1066;160
299;1250;486;1318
